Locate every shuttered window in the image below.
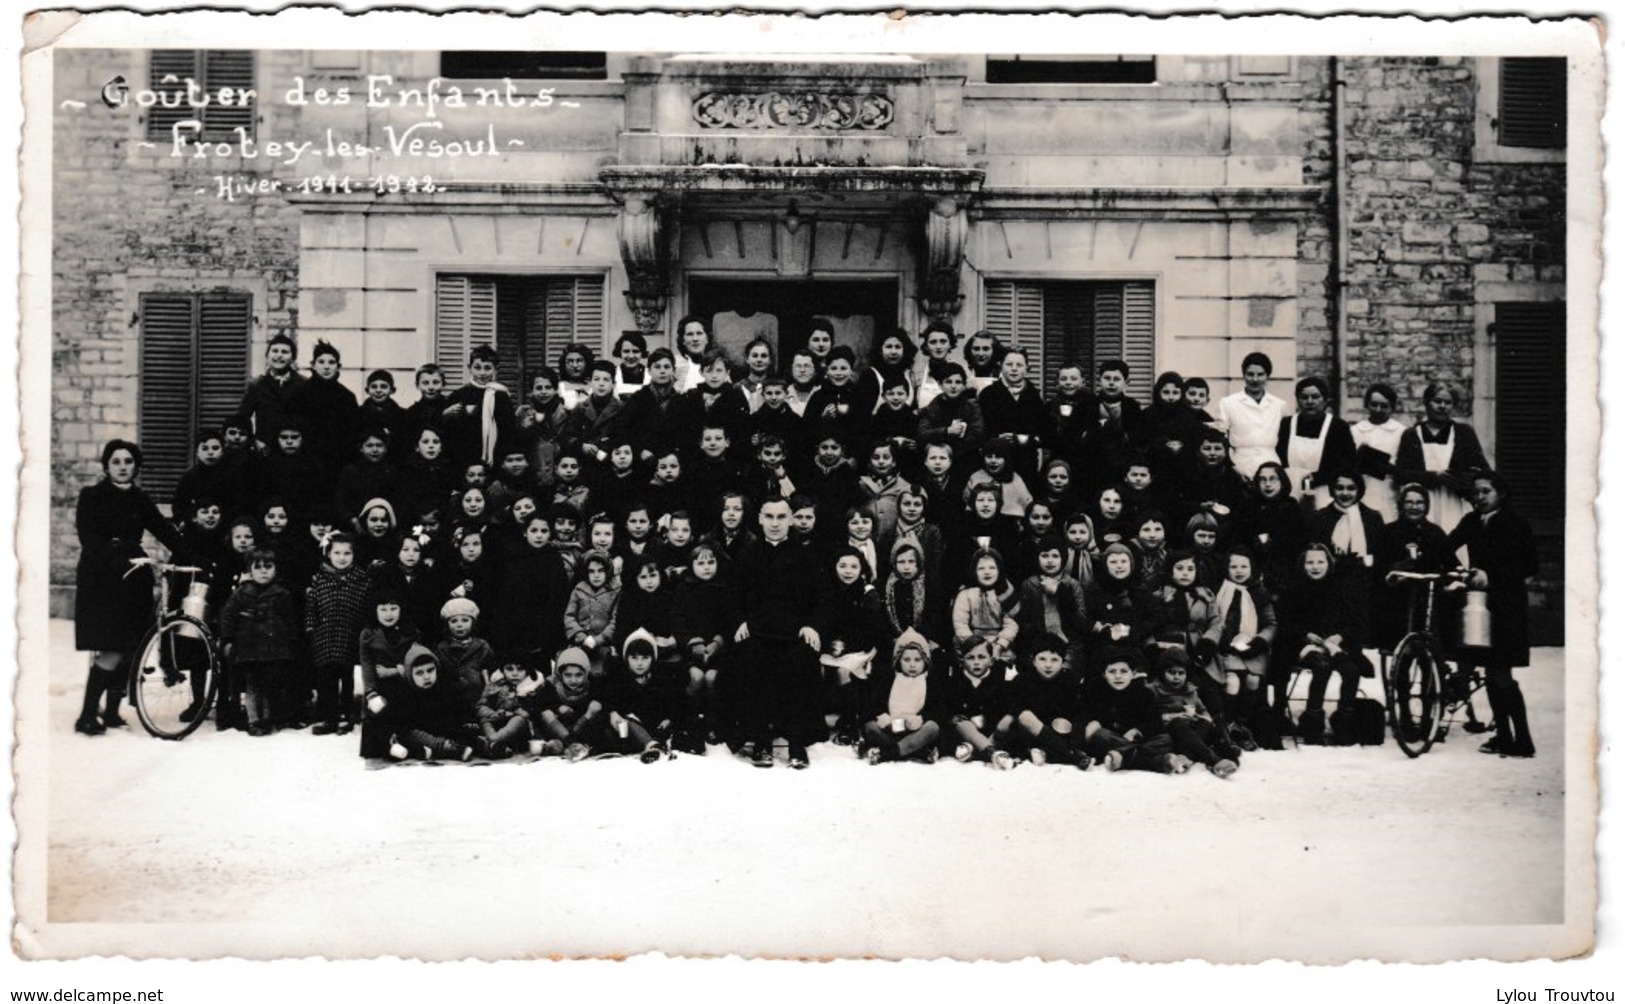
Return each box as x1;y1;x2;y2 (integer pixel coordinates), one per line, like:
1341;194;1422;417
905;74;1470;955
982;280;1155;401
145;50;256;143
137;292;252;500
984;55;1156;84
434;273;606;388
1498;57;1566;149
440;51;608;80
1494;302;1565;520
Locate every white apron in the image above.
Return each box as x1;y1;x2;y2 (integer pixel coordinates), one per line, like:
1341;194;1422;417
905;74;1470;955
1421;427;1471;535
1352;419;1405;523
1285;415;1332;509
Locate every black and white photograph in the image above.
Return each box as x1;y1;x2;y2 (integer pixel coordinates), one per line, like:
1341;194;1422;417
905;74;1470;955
7;2;1613;994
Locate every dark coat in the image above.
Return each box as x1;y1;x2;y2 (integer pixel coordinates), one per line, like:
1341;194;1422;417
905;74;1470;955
735;536;824;642
494;545;570;662
1077;675;1162;738
291;375;361;486
977;381;1054;447
74;479;187;652
601;665;686;734
234;371;308;447
1446;506;1538;666
1005;670;1080;725
942;669;1009;727
218;580;298;664
171;462;245;525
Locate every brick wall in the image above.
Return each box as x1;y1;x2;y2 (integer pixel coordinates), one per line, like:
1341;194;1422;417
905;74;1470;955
50;50;303;609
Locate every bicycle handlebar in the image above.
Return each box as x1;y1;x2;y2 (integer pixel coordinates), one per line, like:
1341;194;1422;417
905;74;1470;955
1385;568;1475;585
126;556;205;576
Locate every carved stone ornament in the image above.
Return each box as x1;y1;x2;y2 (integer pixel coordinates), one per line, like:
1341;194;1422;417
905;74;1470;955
692;91;894;131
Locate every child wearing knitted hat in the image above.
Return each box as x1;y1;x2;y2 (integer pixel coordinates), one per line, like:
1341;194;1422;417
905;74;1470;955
860;629;943;764
385;645;477;763
528;646;605;761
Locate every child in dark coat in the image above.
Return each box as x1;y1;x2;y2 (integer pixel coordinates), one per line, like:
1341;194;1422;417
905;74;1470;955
1276;542;1371;744
357;582;422;757
668;543;736;743
218;549;297;735
860;629;944;764
1149;648;1241;778
529;646;605;761
1078;647;1179;772
601;631;685;762
563;551;621;677
1004;633;1087;769
382;645;477;763
1199;547;1277;748
433;596;496;728
943;636;1015;769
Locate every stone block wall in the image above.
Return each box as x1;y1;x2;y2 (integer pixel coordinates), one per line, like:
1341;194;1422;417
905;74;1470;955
1335;56;1565;418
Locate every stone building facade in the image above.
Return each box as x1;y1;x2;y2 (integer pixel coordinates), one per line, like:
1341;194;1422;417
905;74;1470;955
48;50;1569;635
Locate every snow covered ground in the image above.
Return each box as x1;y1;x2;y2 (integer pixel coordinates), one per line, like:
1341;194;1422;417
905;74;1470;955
21;616;1588;973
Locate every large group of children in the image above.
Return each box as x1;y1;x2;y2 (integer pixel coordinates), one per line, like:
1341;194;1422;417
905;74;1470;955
104;313;1539;770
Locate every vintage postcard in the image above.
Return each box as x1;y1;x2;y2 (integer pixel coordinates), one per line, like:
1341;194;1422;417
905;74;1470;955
9;2;1608;987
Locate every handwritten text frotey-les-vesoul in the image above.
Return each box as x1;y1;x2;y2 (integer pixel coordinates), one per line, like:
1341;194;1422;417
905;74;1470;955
171;122;513;166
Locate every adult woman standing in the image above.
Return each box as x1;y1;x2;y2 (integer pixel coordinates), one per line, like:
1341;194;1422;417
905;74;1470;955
912;320;961;410
1393;381;1489;535
1350;382;1407;523
1215;351;1285;480
672;314;716;394
73;439;190;735
1276;376;1355;508
1446;471;1539;758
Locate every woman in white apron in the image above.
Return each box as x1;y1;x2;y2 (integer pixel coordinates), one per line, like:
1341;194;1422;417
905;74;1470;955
1276;376;1356;510
1215;351;1285;480
1394;381;1489;535
555;342;594;411
671;313;715;394
784;349;821;417
1349;381;1407;522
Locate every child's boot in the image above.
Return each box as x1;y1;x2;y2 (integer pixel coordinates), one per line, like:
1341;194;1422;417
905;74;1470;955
1502;682;1535;758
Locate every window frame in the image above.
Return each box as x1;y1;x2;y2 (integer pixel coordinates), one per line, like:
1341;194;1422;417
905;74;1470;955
1473;56;1566;164
142;49;258;144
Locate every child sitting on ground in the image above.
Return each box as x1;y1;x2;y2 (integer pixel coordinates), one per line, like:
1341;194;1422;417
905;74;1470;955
943;635;1015;769
433;597;496;727
477;661;542;759
1004;633;1087;769
601;631;685;763
860;629;944;764
1078;647;1182;773
1148;648;1241;778
529;646;605;761
382;645;477;763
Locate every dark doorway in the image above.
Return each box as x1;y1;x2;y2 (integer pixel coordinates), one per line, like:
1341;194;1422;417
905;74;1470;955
687;278;899;370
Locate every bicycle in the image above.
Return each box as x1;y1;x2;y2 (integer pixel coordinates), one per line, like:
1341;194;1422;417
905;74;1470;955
125;556;220;740
1382;569;1488;758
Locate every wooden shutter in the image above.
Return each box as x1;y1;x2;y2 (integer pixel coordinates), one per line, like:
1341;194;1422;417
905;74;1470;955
146;50;255;142
201;50;256;140
986;279;1156;397
137;292;251;500
1494;302;1565;519
542;275;607;365
1039;281;1095;394
138;294;199;500
1499;57;1566;149
434;274;497;387
1119;281;1157;403
146;50;200;142
982;280;1046;377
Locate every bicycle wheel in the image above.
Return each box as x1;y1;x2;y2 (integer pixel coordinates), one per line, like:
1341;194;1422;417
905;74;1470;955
129;617;218;740
1387;633;1442;758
